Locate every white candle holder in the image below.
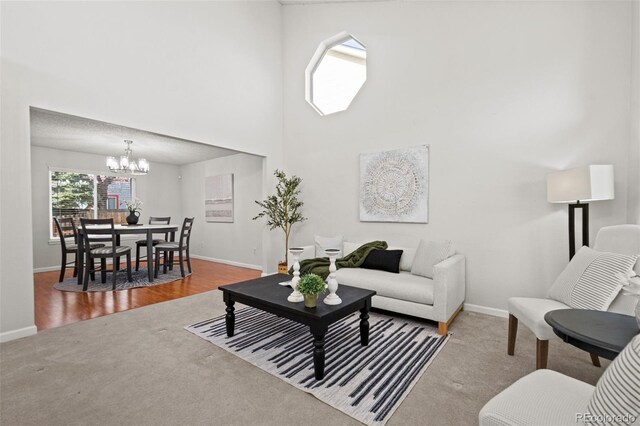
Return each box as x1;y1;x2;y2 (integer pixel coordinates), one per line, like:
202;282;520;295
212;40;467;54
287;247;305;303
323;248;342;305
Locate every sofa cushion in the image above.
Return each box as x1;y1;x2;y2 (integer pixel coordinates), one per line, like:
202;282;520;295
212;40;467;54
411;239;455;279
547;246;637;311
335;268;434;305
361;249;403;273
315;235;343;258
346;241;416;271
389;245;416;271
343;241;360;257
507;297;570;340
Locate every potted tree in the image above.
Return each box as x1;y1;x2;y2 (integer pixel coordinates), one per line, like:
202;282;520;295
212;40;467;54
253;169;307;273
297;273;326;308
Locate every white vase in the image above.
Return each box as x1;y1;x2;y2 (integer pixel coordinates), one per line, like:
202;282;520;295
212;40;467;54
287;248;305;303
323;248;342;305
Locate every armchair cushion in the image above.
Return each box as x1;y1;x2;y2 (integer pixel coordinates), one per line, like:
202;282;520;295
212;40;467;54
594;224;640;275
479;369;594;426
507;297;570;340
587;334;640;426
547;246;637;311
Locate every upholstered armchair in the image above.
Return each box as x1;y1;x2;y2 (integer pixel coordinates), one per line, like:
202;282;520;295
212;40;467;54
507;225;640;369
480;334;640;426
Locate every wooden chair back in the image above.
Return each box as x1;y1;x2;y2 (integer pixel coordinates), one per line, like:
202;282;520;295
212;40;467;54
149;216;171;240
178;217;195;249
80;218;117;250
54;217;77;251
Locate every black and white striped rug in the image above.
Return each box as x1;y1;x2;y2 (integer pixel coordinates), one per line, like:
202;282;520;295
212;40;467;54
186;306;449;425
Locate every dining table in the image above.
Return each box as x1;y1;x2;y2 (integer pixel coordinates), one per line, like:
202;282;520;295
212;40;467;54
76;223;179;285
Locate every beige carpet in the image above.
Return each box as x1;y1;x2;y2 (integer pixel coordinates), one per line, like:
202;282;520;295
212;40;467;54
0;291;608;426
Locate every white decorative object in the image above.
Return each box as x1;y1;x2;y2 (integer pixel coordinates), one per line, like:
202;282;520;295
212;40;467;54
360;145;429;223
205;174;234;223
287;247;305;303
324;248;342;305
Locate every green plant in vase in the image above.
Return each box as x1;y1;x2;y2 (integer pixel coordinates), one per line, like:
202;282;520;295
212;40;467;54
297;273;326;308
253;169;307;273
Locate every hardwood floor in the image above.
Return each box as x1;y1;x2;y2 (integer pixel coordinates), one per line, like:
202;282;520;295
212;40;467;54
34;258;261;331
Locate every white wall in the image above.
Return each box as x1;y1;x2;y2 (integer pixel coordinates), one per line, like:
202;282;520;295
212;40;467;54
1;1;283;339
31;146;182;270
629;1;640;224
180;153;263;269
282;1;634;311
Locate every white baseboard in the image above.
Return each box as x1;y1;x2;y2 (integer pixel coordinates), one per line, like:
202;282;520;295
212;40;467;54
33;265;60;273
464;303;509;318
189;254;262;271
0;325;37;343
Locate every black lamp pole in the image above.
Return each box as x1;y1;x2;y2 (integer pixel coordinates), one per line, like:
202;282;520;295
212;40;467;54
568;201;589;260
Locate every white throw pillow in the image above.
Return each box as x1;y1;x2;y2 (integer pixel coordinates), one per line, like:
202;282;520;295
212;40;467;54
343;241;361;257
586;334;640;426
314;235;343;258
547;246;637;311
410;240;455;279
388;245;417;272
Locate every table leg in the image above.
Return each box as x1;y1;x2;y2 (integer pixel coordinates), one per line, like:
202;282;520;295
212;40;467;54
115;235;121;271
360;299;371;346
224;294;235;337
311;325;328;380
169;231;175;271
77;236;84;285
147;230;154;282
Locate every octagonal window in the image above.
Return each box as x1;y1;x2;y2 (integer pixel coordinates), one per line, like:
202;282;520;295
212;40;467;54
305;32;367;116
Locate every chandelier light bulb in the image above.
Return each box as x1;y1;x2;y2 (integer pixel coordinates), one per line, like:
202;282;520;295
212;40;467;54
106;140;149;175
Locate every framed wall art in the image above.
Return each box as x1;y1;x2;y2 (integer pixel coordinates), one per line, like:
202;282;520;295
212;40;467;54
359;145;429;223
205;173;234;223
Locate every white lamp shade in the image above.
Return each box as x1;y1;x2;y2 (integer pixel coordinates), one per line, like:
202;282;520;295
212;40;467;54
547;165;614;203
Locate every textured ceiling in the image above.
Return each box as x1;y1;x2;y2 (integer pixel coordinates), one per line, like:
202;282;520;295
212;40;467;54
30;108;242;166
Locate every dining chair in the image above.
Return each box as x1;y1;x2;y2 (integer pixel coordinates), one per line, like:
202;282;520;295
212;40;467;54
135;216;171;271
80;218;133;291
53;217;105;283
154;217;194;278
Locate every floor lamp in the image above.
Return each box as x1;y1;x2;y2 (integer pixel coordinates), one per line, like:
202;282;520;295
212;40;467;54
547;165;615;260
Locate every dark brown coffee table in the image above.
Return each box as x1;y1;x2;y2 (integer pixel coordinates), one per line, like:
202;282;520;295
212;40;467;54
219;273;376;380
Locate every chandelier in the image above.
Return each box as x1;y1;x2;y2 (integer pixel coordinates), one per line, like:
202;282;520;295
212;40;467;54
106;140;149;175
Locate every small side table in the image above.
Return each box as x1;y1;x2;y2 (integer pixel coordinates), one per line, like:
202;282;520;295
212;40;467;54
544;309;639;361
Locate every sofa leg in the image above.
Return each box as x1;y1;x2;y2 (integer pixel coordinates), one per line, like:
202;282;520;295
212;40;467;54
438;304;464;336
590;353;601;367
536;339;549;369
438;322;448;336
507;314;518;356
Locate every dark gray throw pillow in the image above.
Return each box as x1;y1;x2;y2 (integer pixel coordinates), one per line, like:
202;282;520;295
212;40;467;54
361;249;404;274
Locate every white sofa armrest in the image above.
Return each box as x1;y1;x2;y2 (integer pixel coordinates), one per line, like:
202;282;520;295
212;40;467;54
431;254;466;323
287;245;315;269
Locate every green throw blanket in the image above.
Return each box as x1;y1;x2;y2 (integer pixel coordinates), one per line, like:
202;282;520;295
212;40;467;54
290;240;388;280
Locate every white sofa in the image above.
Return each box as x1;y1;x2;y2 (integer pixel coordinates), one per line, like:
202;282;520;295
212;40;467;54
290;241;466;335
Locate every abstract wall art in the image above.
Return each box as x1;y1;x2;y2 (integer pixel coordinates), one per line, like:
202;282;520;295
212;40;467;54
359;145;429;223
205;174;234;223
